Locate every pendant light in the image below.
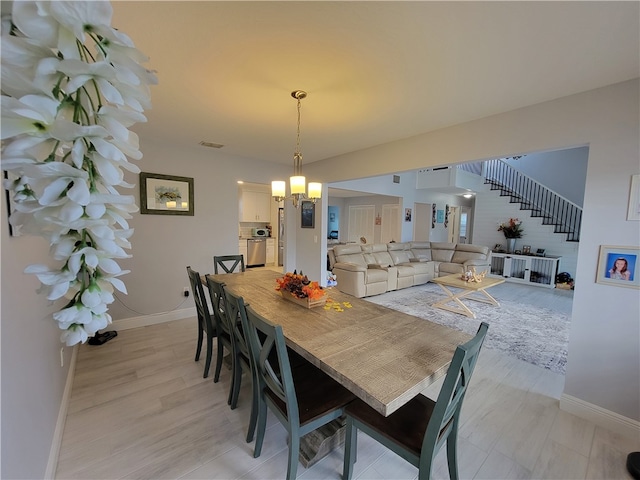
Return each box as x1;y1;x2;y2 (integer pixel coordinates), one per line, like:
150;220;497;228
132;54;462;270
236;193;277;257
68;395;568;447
272;90;321;208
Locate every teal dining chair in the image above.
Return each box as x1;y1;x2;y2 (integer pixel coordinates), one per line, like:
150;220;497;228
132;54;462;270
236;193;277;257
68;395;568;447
214;255;245;274
343;322;489;480
222;289;259;443
204;276;235;398
186;266;216;378
243;305;356;480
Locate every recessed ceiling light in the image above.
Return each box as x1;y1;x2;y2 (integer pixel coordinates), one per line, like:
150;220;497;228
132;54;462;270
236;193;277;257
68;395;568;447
199;141;224;148
463;193;474;198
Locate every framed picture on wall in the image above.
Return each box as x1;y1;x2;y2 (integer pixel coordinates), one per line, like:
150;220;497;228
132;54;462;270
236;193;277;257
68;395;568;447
301;201;315;228
596;245;640;288
140;172;194;216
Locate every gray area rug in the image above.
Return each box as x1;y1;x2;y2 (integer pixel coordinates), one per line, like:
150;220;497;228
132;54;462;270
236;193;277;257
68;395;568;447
365;283;569;374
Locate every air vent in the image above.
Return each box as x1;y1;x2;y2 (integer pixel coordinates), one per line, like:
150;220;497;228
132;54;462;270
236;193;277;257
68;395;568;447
199;141;224;149
393;175;400;184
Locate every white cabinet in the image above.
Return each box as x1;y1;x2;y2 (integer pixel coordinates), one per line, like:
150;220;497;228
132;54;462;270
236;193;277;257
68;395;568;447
238;240;247;264
489;252;561;288
266;238;275;265
240;190;271;222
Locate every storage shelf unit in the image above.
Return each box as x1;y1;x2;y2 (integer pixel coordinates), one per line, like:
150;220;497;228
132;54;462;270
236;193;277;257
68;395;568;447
489;252;561;288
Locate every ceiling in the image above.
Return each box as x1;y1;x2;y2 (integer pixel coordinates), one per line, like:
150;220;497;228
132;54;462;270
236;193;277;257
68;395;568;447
111;2;639;166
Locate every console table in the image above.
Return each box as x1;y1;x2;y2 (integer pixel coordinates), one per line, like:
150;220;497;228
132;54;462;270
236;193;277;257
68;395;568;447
489;252;561;288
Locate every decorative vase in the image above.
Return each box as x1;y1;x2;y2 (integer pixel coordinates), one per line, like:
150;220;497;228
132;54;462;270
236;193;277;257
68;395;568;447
506;238;516;253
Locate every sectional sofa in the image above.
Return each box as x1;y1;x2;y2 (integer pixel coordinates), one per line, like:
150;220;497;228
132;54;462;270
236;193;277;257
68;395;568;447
330;241;490;298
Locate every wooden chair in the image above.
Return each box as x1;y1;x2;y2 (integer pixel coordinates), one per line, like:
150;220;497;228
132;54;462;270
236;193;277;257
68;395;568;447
243;305;356;480
222;288;259;443
186;266;216;378
343;322;490;480
204;276;235;398
214;255;245;274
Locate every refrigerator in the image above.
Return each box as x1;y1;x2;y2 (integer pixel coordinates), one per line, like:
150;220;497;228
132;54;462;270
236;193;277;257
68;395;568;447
278;207;284;266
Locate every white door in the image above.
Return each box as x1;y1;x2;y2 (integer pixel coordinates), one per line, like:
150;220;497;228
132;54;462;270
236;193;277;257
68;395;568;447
348;205;375;244
447;206;459;243
381;204;401;243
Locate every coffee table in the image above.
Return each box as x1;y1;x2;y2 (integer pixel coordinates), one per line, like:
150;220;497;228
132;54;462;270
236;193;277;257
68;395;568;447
431;273;505;318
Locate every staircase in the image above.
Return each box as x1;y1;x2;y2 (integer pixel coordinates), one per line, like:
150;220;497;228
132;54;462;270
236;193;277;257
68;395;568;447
463;159;582;242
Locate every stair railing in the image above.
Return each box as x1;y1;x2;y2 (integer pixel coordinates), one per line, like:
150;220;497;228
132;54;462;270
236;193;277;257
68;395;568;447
479;159;582;241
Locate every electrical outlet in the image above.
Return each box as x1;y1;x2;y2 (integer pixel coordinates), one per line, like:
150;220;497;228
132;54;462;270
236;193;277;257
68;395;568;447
183;287;190;297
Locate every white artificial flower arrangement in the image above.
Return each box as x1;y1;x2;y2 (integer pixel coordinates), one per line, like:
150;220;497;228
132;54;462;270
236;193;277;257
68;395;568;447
1;1;157;345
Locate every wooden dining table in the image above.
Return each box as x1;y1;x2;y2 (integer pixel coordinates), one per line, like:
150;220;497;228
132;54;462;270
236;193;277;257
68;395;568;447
206;269;471;417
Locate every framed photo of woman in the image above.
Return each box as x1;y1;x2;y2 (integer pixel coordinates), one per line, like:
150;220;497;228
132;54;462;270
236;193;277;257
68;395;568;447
596;245;640;288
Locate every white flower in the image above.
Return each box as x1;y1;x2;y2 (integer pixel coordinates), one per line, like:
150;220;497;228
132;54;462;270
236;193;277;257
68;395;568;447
3;0;155;345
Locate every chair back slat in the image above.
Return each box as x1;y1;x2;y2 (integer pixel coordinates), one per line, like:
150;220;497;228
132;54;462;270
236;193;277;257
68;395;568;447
420;322;489;469
223;289;251;360
205;276;232;338
214;255;246;274
187;266;214;337
244;305;300;423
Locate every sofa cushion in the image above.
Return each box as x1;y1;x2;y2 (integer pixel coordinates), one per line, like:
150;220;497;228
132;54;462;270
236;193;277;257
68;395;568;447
438;262;465;276
409;241;432;261
365;268;389;283
336;252;368;267
389;249;411;265
430;242;456;262
451;249;489;265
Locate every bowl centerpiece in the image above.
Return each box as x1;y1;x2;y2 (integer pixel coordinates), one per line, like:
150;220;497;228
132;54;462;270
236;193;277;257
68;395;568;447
276;271;327;308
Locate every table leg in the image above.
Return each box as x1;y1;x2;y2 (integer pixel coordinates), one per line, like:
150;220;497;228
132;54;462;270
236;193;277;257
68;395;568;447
432;284;476;318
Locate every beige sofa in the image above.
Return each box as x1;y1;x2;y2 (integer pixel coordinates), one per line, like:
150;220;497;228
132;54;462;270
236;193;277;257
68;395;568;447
331;242;490;298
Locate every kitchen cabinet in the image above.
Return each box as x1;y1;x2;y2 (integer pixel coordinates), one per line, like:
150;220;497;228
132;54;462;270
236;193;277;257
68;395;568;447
240;190;271;222
489;252;561;288
238;240;247;264
266;238;275;265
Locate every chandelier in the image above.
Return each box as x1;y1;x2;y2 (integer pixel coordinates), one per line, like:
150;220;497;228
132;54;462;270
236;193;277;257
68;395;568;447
272;90;322;208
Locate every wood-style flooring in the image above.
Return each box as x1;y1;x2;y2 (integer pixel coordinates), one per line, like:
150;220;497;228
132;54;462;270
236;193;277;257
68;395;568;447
55;282;637;479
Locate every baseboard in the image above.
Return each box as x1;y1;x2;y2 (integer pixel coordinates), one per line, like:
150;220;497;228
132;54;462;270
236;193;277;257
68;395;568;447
560;393;640;439
111;307;196;331
45;344;78;479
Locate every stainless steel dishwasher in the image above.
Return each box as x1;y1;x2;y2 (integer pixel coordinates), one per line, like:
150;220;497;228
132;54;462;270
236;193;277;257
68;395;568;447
247;238;266;267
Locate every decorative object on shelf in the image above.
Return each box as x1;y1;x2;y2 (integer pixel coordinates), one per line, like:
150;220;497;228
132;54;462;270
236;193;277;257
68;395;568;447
140;172;194;216
276;271;327;308
522;245;531;254
498;218;524;238
271;90;321;208
461;267;487;283
444;204;449;228
498;218;523;253
596;245;639;289
1;1;156;345
301;200;315;228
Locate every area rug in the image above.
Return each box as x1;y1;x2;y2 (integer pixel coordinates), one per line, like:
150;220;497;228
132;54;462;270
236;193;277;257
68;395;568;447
365;283;569;374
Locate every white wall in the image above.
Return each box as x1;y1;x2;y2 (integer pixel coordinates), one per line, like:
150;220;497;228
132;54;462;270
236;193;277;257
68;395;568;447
504;146;589;207
308;79;640;422
2;80;638;478
473;183;581;278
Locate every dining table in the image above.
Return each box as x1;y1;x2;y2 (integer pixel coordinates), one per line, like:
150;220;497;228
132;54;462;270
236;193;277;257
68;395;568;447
206;269;471;417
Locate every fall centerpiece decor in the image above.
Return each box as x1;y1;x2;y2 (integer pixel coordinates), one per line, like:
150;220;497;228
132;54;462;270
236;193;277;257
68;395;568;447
276;271;327;309
1;1;157;345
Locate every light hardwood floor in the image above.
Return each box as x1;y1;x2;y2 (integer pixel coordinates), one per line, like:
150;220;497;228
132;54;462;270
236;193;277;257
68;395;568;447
55;282;637;479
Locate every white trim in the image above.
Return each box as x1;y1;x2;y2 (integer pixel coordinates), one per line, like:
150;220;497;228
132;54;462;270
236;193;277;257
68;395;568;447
560;393;640;440
111;307;196;331
46;344;78;479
